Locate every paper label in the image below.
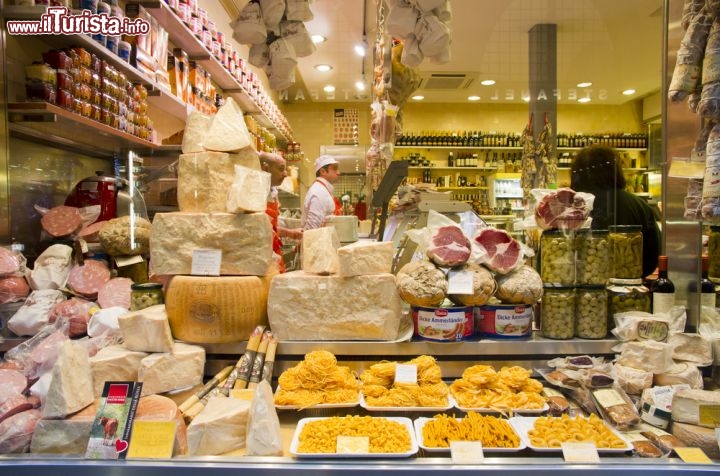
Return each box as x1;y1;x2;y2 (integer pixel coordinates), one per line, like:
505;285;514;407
395;364;418;385
336;436;369;454
641;427;670;437
191;249;222;276
593;388;626;408
703;166;720;197
447;270;474;295
637;320;669;341
450;441;484;464
651;293;676;316
675;447;713;464
85;381;143;460
562;442;600;463
114;254;144;267
543;387;563;398
623;431;649;443
699;404;720;427
127;421;176;459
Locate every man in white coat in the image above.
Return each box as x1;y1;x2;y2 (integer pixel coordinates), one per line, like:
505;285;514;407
302;155;342;230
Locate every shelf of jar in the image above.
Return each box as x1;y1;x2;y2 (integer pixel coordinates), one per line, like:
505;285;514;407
557;146;647;151
437;186;489;190
408;166;497;171
496;194;524;199
396;145;522;150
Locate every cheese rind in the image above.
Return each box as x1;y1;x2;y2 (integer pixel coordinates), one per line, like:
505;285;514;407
653;362;703;389
181;111;211;154
31;400;99;454
202;97;252;152
226;165;271;213
117;305;174;353
187;397;251;455
177;150;260;212
616;340;674;373
42;341;94;418
337;241;394;277
667;332;713;366
268;271;402;340
671;422;720;458
302;227;340;275
89;344;149;397
671;389;720;427
150;212;273;276
138;342;205;396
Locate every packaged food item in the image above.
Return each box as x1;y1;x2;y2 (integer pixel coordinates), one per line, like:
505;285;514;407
590;386;640;429
640;428;684;453
130;282;164;311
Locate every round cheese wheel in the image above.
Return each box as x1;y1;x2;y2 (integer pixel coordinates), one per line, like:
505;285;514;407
165;275;270;344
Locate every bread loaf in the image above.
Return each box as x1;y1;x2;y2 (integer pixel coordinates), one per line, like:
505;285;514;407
396;261;447;307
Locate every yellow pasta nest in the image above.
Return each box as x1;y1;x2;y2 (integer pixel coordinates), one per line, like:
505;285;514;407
275;350;359;407
422;412;520;448
527;414;627;448
450;365;546;411
297;415;411;453
360;355;449;407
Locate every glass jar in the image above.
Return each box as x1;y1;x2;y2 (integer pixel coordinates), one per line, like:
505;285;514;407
575;229;610;285
575;286;608;339
540;230;575;286
541;286;575;339
130;282;164;311
709;226;720;279
609;225;643;279
606;278;650;331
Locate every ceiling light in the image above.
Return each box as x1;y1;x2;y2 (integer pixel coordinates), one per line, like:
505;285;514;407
355;80;365;91
622;89;636;95
578;97;591;103
522;96;530;102
467;95;480;101
354;42;367;57
314;64;332;72
411;95;424;100
323;85;335;93
480;79;495;86
311;34;327;44
577;82;593;88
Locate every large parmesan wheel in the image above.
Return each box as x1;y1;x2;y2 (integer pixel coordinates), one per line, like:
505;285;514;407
165;275;270;344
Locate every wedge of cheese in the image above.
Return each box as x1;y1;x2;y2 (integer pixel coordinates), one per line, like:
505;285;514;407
42;341;94;418
203;97;252;152
672;422;720;458
338;241;394;277
268;271;402;340
667;332;713;366
150;212;273;276
616;340;674;374
653;362;703;389
138;342;205;396
89;344;149;397
181;111;211;154
31;399;99;453
117;305;173;353
302;227;339;275
226;165;271;213
671;389;720;428
187;397;251;455
177;150;260;212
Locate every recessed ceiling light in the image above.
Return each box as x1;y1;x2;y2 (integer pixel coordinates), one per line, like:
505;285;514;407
578;97;592;103
354;43;367;57
314;64;332;72
522;96;530;102
311;34;327;44
622;89;636;95
411;95;424;100
577;82;593;88
355;80;366;91
468;95;480;101
480;79;495;86
323;85;335;93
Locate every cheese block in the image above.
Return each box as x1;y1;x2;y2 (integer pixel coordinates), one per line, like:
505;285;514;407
671;422;720;458
302;227;340;275
268;271;403;340
187;396;251;455
136;395;188;456
203;97;252;152
337;240;394;277
31;399;99;454
177;150;261;212
653;362;703;389
42;341;94;418
616;340;674;373
671;389;720;428
166;275;270;344
614;363;653;395
150;212;273;276
667;332;713;366
138;342;205;396
89;344;149;397
226;165;271;213
117;304;174;353
181;110;212;154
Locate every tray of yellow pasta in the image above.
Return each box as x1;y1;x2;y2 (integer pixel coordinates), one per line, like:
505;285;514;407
414;413;526;453
509;415;632;453
289;416;419;458
274;386;361;410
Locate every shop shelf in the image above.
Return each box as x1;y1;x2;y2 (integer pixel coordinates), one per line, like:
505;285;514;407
396;145;523;150
408;166;496;171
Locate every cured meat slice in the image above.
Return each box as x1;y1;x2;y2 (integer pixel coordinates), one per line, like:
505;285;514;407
49;297;95;337
0;248;21;276
0;369;27;396
97;277;133;309
473;228;523;275
0;276;30;304
78;220;107;243
30;331;69;367
0;395;33;424
0;409;41;453
426;225;472;268
534;188;589;230
40;205;83;238
67;260;111;299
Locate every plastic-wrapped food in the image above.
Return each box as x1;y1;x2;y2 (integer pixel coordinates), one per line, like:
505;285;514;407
473;227;523;275
448;263;496;306
590;386;640;430
532;188;593;231
395;261;447;307
495;265;543;304
668;9;713;102
98;215;152;256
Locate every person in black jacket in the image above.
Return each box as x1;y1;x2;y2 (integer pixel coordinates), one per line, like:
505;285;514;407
570;145;660;277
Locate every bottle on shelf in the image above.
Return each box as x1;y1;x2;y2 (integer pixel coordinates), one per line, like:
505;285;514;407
651;255;675;314
701;255;716;309
448;151;454;167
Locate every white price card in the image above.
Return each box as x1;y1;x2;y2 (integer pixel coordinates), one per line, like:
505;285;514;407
447;270;474;295
191;249;222;276
394;364;418;385
561;442;600;463
450;441;484;464
336;436;369;454
114;254;145;267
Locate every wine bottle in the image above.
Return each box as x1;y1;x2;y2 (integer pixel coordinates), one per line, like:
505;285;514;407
448;151;454;167
651;255;675;314
701;255;717;309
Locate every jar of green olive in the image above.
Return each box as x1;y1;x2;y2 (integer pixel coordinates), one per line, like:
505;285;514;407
540;230;575;286
606;278;650;331
541;286;575;339
575;286;608;339
609;225;643;279
130;282;164;311
575;229;610;285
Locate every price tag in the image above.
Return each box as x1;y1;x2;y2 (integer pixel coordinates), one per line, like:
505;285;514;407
450;441;484;464
336;436;369;454
675;447;713;464
114;254;144;267
561;442;600;463
394;364;418;385
447;270;474;295
127;421;176;459
698;404;720;427
191;249;222;276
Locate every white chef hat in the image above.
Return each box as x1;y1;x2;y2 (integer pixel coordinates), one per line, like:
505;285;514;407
314;155;339;173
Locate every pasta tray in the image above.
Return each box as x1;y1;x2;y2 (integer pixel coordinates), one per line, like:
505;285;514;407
359;393;455;412
454;402;549;414
414;417;526;453
509;416;632;453
289;416;419;458
274;386;360;410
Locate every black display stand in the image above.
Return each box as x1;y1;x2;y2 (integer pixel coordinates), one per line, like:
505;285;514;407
371;160;408;241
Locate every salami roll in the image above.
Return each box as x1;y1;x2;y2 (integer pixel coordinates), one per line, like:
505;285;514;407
0;248;21;276
0;369;27;396
97;277;133;309
40;205;83;238
78;220;107;243
67;259;111;298
0;276;30;304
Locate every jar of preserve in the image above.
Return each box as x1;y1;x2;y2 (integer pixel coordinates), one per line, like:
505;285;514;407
575;229;610;285
541;286;575;339
575;286;608;339
609;225;643;279
130;283;164;311
606;278;650;330
540;230;575;286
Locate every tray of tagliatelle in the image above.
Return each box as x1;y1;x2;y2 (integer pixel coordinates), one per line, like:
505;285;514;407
414;414;527;453
508;415;633;453
289;416;419;458
359;392;456;412
273;386;361;410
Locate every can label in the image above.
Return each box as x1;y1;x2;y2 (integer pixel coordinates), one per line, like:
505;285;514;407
478;305;532;337
412;306;473;341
